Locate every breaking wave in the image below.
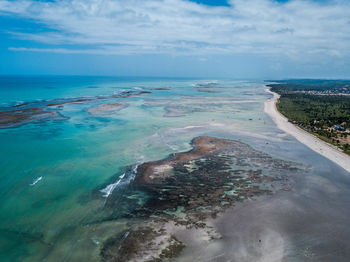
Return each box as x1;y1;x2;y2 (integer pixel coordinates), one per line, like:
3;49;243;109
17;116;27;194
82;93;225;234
100;164;139;198
30;176;42;186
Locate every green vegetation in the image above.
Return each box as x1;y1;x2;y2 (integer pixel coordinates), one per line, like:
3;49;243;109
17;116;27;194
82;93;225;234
268;80;350;155
269;79;350;94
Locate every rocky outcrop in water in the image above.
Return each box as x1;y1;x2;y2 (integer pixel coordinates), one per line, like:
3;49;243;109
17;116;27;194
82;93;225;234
100;136;305;261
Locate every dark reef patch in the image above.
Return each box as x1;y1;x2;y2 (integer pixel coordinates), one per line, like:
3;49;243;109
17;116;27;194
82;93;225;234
0;90;150;129
149;87;172;91
0;107;67;129
131;136;301;221
100;136;305;261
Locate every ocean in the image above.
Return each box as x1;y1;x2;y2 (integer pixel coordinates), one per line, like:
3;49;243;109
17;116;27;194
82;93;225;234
1;76;350;261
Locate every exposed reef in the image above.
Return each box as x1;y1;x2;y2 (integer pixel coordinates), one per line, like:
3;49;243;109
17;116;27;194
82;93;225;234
46;98;93;107
101;136;305;261
132;136;301;220
0;90;150;129
149;87;172;91
0;107;67;129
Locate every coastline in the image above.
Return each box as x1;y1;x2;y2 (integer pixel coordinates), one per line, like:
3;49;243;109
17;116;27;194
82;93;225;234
264;87;350;173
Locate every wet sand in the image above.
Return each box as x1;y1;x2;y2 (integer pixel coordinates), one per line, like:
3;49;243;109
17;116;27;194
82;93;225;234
264;88;350;173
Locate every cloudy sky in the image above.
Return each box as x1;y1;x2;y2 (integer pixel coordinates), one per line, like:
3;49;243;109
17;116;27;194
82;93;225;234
0;0;349;78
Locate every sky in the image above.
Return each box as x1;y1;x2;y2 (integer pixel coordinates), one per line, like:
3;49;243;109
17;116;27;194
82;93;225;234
0;0;349;78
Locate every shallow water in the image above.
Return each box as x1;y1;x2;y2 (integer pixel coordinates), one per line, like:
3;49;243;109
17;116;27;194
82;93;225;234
0;77;349;261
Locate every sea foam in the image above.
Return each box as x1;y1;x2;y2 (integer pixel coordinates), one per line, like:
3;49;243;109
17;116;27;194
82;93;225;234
100;164;139;198
30;176;42;186
100;173;126;198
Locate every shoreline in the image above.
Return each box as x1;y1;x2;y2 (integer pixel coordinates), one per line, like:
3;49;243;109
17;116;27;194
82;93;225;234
264;87;350;173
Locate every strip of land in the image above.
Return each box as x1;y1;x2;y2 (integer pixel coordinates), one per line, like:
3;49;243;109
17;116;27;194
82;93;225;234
264;88;350;173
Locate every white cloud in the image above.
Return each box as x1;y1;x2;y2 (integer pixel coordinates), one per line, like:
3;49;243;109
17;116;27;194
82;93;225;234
1;0;350;59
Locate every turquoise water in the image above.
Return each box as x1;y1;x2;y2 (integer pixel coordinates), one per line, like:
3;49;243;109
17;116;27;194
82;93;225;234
3;77;344;261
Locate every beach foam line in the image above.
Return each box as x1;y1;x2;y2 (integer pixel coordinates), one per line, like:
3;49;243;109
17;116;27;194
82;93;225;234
30;176;42;186
168;125;206;133
264;87;350;173
100;173;126;198
132;164;139;174
100;164;140;198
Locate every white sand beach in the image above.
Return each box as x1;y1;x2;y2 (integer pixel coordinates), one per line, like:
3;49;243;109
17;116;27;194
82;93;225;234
264;88;350;173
